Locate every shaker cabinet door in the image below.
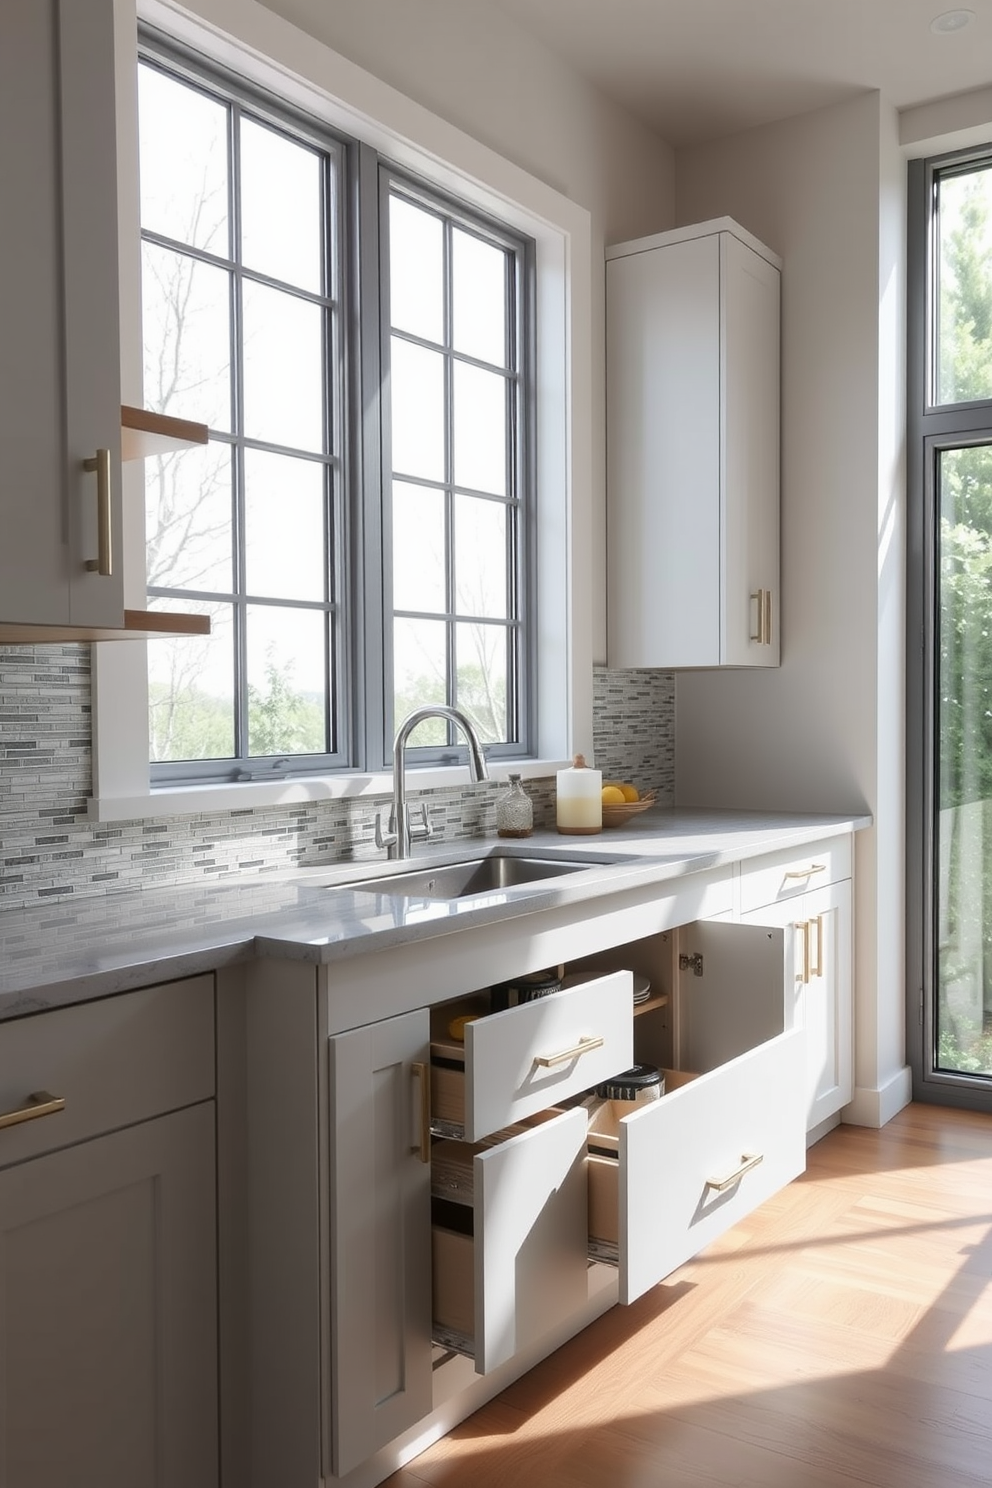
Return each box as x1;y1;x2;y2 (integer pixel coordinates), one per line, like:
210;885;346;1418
0;1103;218;1488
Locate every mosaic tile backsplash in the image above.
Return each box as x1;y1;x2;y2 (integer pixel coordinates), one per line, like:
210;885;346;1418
0;646;674;909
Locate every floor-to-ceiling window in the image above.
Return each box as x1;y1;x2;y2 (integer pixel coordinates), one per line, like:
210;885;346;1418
908;144;992;1109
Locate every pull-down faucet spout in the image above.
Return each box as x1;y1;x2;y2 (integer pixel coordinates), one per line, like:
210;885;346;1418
376;705;490;861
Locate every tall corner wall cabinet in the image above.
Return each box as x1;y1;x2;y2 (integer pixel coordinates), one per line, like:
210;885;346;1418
0;0;209;646
606;217;781;668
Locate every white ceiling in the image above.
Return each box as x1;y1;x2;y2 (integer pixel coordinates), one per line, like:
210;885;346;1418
492;0;992;146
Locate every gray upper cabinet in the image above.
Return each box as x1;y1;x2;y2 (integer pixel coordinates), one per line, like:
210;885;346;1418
0;0;125;630
606;217;781;669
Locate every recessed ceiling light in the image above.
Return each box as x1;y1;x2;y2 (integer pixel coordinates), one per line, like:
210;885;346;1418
930;8;975;32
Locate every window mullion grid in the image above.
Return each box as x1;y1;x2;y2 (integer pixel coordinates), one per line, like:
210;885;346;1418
505;246;521;745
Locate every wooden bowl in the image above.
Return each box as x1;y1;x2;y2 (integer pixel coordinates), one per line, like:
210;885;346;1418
601;790;658;827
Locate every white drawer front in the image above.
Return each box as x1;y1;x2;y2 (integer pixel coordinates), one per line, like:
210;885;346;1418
433;1108;589;1375
739;834;852;914
0;977;215;1168
465;971;633;1141
617;1026;805;1303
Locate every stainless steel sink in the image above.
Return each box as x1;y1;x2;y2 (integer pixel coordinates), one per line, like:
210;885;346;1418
340;854;600;900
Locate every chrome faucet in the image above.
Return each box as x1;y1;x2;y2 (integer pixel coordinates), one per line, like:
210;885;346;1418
375;705;490;860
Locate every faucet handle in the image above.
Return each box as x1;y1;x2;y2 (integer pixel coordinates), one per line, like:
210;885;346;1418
408;803;433;842
374;811;397;852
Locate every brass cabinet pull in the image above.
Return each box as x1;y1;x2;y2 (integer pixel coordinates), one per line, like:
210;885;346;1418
411;1062;430;1164
750;589;765;643
811;914;825;979
750;589;773;645
796;921;811;983
534;1035;605;1069
83;448;113;576
783;863;826;880
0;1090;66;1131
706;1151;763;1193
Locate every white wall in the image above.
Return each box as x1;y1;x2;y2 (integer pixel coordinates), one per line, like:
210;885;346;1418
260;0;677;660
673;92;912;1126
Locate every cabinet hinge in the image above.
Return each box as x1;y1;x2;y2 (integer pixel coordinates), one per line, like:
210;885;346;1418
679;952;704;978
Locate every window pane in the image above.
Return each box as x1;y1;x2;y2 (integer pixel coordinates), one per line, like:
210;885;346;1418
456;621;507;743
389;196;443;344
453;362;507;495
241;119;323;293
937;166;992;406
245;450;326;602
452;228;506;365
455;495;507;618
139;65;229;255
390;338;445;481
935;442;992;1078
394;617;447;741
147;599;235;761
392;481;446;614
242;281;325;452
142;242;232;431
246;606;328;756
146;442;233;594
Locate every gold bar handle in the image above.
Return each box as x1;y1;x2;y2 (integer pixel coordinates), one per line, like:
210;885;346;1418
534;1035;605;1069
0;1090;66;1132
811;914;825;979
706;1151;763;1193
749;589;765;643
783;863;826;880
411;1062;430;1163
796;920;811;983
83;448;113;576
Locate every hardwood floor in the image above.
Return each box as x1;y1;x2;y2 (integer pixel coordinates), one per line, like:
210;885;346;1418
388;1104;992;1487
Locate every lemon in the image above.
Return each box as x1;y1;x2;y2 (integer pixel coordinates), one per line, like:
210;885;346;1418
619;783;640;802
601;785;626;805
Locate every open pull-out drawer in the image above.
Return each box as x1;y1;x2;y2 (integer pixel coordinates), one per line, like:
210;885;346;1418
587;919;806;1302
587;1026;805;1301
430;970;633;1142
431;1107;588;1374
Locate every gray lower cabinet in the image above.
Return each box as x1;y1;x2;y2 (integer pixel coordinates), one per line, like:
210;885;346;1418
0;977;218;1488
0;1105;218;1488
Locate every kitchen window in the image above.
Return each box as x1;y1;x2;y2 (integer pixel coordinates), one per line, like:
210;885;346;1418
137;43;532;785
907;142;992;1113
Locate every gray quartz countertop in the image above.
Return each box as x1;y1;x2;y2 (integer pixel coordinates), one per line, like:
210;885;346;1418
0;808;871;1019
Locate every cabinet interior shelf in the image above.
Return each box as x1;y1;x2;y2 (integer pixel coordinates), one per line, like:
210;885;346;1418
120;405;209;460
0;609;211;644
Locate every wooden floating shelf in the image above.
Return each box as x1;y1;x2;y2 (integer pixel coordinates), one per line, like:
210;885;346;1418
0;610;211;644
120;404;209;461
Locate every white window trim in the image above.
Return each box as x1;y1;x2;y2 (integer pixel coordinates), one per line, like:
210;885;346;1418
90;0;594;822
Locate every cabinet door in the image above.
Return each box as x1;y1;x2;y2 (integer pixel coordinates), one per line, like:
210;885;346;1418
741;880;853;1131
0;0;123;629
606;235;721;668
804;878;853;1129
0;1102;217;1488
328;1011;433;1479
721;232;780;667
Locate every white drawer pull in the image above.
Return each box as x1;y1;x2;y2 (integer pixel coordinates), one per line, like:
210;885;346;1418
534;1035;605;1069
0;1090;66;1131
705;1151;763;1193
783;863;826;879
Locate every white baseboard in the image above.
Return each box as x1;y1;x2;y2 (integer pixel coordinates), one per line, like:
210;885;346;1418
842;1066;913;1128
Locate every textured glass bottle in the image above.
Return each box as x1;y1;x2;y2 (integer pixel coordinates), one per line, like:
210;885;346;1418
495;774;533;838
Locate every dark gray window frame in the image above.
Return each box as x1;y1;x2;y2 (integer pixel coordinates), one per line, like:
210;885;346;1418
140;32;536;786
906;144;992;1112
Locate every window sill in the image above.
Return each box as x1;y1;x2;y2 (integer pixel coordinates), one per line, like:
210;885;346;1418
86;759;568;823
